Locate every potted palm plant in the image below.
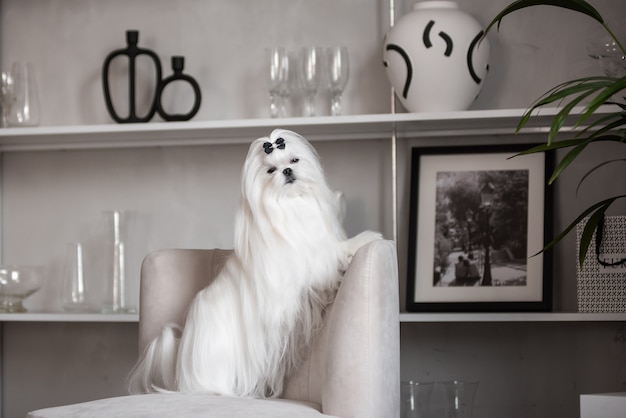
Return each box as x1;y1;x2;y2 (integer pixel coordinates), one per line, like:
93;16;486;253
484;0;626;266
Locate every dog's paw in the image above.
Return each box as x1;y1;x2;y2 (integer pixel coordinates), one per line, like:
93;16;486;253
339;230;383;272
348;230;383;251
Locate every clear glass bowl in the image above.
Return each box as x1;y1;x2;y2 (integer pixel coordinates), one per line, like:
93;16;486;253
0;266;43;313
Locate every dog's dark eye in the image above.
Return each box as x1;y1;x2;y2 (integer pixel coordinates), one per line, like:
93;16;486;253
267;167;276;174
291;158;299;163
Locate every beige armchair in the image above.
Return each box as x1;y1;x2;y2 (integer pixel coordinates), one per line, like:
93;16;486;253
28;239;400;418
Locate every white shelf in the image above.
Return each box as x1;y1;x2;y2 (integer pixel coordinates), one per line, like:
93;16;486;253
2;312;623;323
399;312;626;323
0;312;139;322
0;107;600;152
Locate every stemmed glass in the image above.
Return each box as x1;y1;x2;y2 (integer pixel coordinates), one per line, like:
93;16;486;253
326;46;349;116
586;35;626;77
298;46;323;117
265;47;290;118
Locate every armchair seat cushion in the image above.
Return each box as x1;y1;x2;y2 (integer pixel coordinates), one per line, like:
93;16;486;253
28;394;338;418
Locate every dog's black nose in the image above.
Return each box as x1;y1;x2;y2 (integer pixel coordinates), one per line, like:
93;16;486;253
283;167;295;184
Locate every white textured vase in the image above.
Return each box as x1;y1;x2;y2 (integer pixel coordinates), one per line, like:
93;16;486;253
383;1;490;112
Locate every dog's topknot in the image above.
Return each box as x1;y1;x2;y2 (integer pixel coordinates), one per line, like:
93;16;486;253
263;137;286;154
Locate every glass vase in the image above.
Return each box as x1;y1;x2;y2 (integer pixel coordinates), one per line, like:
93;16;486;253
62;242;93;312
7;61;40;127
101;210;136;314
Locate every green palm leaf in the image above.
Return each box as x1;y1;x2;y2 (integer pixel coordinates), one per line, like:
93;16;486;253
514;135;623;184
578;203;611;267
548;140;591;184
576;159;626;195
513;135;622;157
485;0;604;34
532;196;626;263
577;112;625;138
489;0;626;266
579;77;626;125
516;77;620;144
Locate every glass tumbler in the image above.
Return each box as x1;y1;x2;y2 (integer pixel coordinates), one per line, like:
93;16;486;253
7;61;40;127
441;381;479;418
401;381;435;418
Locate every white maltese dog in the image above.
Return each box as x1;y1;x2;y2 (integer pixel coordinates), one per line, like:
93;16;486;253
128;129;381;397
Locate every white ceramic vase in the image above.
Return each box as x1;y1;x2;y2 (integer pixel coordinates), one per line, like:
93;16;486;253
383;1;490;112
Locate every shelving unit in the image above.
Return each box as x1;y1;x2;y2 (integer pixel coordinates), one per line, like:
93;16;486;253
0;107;622;325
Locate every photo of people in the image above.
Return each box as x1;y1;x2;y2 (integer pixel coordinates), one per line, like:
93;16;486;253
432;169;529;288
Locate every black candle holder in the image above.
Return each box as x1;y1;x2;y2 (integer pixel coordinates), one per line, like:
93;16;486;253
102;30;163;123
156;56;202;121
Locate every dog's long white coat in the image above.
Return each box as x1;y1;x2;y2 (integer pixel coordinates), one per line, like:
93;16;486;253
128;129;381;397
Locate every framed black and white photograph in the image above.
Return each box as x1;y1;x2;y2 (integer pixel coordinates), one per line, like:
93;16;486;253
406;145;552;312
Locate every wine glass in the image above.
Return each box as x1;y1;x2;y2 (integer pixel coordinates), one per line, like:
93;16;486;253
586;35;626;77
326;46;349;116
265;47;290;118
298;46;323;117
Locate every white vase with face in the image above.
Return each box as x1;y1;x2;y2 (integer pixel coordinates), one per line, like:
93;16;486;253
383;1;490;112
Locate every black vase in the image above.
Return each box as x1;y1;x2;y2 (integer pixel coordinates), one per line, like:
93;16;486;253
102;30;162;123
156;56;202;122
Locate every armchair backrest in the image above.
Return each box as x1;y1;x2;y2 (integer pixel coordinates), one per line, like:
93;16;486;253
138;239;400;418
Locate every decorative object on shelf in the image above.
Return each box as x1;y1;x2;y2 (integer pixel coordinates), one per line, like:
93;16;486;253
6;61;40;127
1;70;14;127
484;0;626;267
61;242;93;312
576;215;626;313
407;144;552;312
326;46;349;116
102;30;203;124
586;31;626;77
102;210;136;314
102;30;163;123
265;46;291;118
298;46;323;117
156;56;202;121
383;1;490;112
441;381;479;418
401;381;434;418
0;265;44;313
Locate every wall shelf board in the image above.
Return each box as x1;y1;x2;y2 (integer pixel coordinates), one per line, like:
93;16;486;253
0;107;611;152
4;312;623;323
399;312;626;323
0;312;139;323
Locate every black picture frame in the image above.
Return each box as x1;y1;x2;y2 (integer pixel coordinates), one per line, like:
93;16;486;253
406;144;553;312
